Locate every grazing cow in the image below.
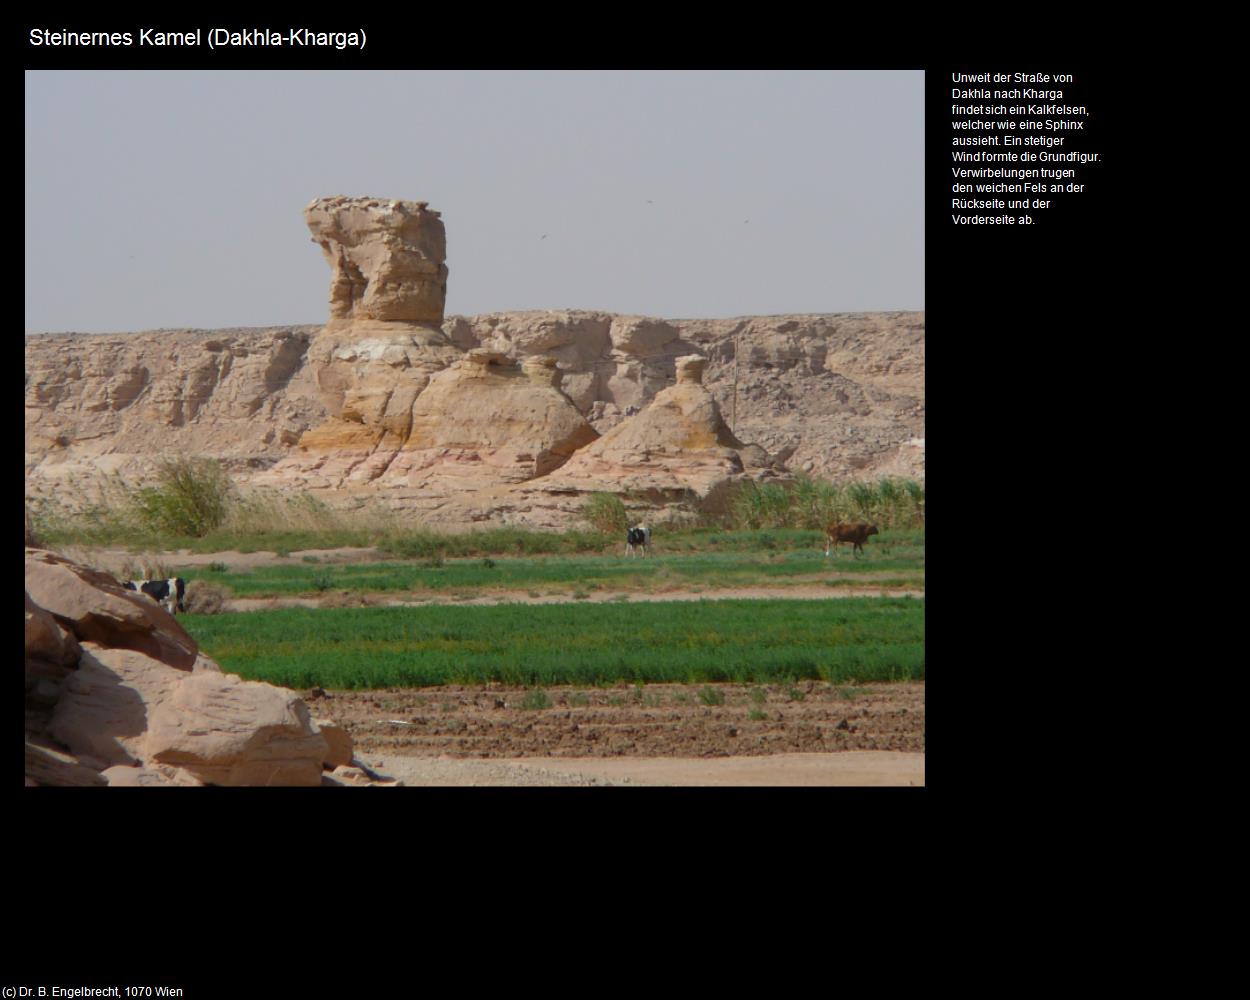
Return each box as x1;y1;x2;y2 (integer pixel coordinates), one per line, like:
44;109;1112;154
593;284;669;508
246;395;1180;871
625;524;652;558
824;522;879;559
123;578;187;615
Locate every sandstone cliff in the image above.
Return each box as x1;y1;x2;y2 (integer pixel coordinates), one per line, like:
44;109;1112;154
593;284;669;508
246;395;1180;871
537;355;765;499
25;325;324;489
26;193;921;529
306;195;448;330
25;310;923;527
257;348;601;516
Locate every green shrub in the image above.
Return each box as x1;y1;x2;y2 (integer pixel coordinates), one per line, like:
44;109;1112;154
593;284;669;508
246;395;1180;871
130;458;232;538
581;492;629;535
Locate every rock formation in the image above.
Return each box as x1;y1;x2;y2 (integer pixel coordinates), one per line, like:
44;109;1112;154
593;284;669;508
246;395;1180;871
308;196;448;330
24;196;924;529
392;349;598;482
290;197;462;496
258;198;605;511
534;354;775;504
24;326;325;493
302;196;458;432
24;545;397;787
260;347;599;507
26;310;923;528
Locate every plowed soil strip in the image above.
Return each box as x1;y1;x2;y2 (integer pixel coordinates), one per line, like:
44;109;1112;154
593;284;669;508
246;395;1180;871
306;681;925;762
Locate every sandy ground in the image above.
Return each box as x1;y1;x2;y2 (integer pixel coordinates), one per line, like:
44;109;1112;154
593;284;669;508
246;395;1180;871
358;751;924;786
309;681;925;787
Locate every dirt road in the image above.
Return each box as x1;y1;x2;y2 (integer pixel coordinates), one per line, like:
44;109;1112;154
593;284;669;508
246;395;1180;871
361;751;923;786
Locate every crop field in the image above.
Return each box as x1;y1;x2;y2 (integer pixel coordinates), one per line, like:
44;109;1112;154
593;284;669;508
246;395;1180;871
180;532;925;598
48;510;926;772
182;596;925;690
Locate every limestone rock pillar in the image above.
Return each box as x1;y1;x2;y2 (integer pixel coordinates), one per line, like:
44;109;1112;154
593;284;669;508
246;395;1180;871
296;196;462;461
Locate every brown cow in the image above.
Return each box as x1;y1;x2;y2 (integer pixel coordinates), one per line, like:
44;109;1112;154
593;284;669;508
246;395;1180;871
824;522;879;558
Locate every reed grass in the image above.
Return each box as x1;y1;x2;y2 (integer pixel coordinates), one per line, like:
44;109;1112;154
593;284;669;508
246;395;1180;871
29;467;925;555
730;475;924;531
580;492;630;534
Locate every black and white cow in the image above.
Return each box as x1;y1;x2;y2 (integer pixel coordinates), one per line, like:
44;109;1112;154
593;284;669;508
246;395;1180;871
625;524;652;558
123;578;187;615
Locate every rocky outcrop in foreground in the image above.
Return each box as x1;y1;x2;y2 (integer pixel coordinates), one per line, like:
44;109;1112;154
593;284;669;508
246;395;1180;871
24;545;396;787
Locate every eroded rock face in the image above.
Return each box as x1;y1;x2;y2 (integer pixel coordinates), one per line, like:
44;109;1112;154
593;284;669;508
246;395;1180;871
25;592;80;683
27;310;924;527
25;547;198;669
315;720;354;769
24;547;356;787
436;310;925;483
306;326;462;432
263;350;599;505
23;326;325;529
534;354;772;505
145;672;329;787
306;196;448;328
398;350;598;482
25;741;109;787
296;197;468;469
23;196;920;516
102;764;204;787
27;189;923;530
50;643;192;767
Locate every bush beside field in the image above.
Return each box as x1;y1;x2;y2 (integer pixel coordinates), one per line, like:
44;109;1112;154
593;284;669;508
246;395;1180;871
27;460;924;555
730;476;924;531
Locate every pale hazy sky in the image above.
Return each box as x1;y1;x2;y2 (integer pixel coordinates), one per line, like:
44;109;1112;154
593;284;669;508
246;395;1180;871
24;70;923;333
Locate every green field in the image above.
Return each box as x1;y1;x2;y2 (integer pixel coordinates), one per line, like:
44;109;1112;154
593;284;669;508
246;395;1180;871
181;597;925;690
182;532;924;598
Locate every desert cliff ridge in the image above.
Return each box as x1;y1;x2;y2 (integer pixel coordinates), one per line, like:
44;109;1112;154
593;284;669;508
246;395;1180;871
25;310;924;528
25;196;923;529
